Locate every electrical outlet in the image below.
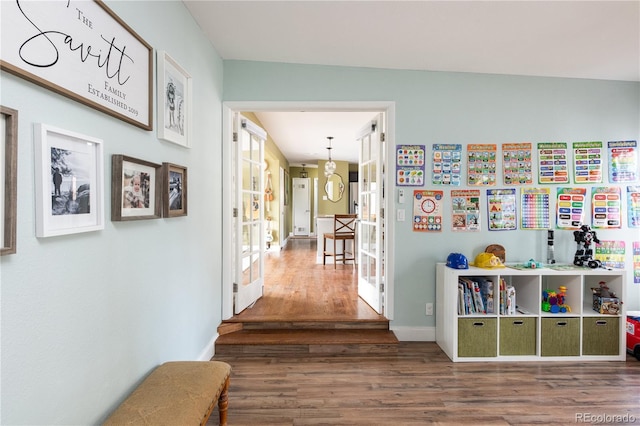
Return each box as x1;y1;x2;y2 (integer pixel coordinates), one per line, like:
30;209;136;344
426;303;434;316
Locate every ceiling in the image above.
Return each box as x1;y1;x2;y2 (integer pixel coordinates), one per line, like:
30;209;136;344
183;0;640;165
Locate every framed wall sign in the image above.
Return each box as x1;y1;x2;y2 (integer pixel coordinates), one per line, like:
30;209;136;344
157;51;192;147
34;124;105;237
1;106;18;254
111;155;161;221
162;163;187;217
0;0;153;130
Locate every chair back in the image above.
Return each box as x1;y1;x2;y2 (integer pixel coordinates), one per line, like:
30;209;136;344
333;214;357;236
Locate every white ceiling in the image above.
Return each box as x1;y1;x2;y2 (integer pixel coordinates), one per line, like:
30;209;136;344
183;0;640;165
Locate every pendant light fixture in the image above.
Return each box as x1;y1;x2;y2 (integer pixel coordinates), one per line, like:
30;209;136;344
324;136;336;177
300;163;308;178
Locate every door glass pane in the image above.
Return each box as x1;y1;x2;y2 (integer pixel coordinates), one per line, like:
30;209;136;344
250;134;260;162
251;223;261;252
242;160;251;191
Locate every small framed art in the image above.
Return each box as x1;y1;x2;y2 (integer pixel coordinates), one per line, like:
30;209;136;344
162;163;187;217
1;106;18;254
34;124;105;237
111;155;162;221
157;51;192;147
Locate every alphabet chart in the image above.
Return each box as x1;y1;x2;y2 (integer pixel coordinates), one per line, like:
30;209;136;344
573;141;603;183
591;187;621;229
556;187;586;229
396;145;425;186
608;140;638;183
520;188;550;229
538;142;569;184
432;144;462;186
502;142;533;185
450;189;480;232
628;186;640;228
413;190;443;232
467;144;497;186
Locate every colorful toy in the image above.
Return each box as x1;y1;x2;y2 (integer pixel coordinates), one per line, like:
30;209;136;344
525;259;543;269
542;286;571;313
573;224;602;268
592;281;620;314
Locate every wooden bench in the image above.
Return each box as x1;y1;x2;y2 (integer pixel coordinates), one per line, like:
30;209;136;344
103;361;231;426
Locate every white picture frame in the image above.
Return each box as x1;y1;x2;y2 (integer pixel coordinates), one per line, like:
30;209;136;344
34;124;105;237
157;51;192;147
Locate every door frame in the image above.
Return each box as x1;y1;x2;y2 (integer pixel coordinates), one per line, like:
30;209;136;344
222;101;395;321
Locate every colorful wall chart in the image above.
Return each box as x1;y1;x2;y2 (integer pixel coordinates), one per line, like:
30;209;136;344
608;140;638;183
451;189;480;232
502;143;533;185
432;144;462;186
413;190;443;232
628;186;640;228
487;188;517;231
467;144;497;186
521;188;550;229
591;187;621;229
595;241;625;270
538;142;569;184
634;242;640;284
396;145;425;186
556;187;586;229
573;141;603;183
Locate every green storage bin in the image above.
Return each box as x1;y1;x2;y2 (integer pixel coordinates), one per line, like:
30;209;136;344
541;317;580;356
458;318;497;357
582;317;620;355
500;317;537;356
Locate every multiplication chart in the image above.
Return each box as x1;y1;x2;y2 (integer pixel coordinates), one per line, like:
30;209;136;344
573;141;603;183
556;187;586;229
396;145;425;186
591;187;621;229
467;144;497;186
432;144;462;186
502;142;532;185
608;140;638;183
538;142;569;184
521;188;550;229
413;190;443;232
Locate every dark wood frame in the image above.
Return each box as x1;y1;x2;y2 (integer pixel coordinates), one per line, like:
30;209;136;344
1;106;18;255
111;155;162;221
0;0;153;130
161;162;187;218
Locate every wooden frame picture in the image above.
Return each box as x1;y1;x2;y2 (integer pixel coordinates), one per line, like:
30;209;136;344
0;0;153;130
157;51;192;147
162;163;187;217
34;124;105;237
111;155;162;221
1;106;18;254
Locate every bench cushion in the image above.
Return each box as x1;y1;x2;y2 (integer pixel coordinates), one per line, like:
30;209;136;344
104;361;231;425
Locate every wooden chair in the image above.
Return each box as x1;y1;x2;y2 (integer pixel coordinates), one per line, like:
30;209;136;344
323;214;357;269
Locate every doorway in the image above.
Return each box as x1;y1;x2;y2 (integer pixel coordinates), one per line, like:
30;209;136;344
222;102;395;321
292;177;310;236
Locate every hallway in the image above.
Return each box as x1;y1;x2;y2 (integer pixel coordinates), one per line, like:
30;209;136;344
232;237;383;322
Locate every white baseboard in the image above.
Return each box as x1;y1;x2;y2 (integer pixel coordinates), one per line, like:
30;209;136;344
390;326;436;342
197;334;218;361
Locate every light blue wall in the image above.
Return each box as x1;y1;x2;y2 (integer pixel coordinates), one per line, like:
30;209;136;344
223;60;640;326
0;1;223;424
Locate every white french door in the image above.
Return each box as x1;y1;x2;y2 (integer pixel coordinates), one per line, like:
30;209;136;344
357;114;385;314
292;177;310;236
233;114;267;314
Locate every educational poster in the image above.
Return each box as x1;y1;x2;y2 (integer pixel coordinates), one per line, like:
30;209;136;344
591;187;621;229
608;140;638;183
573;141;603;183
521;188;550;229
451;189;480;232
413;190;443;232
432;144;462;186
538;142;569;184
396;145;425;186
467;144;497;186
487;188;517;231
502;143;533;185
556;187;586;229
595;240;625;270
628;186;640;228
633;242;640;283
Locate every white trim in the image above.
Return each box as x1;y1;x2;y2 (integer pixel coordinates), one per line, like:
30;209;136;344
390;326;436;342
197;334;218;361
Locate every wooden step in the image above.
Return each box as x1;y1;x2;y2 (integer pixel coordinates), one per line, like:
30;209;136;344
215;329;398;356
225;319;389;331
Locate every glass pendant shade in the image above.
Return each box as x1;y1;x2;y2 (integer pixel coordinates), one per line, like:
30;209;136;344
325;136;336;176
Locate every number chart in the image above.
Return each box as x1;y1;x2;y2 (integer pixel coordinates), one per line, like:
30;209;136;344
521;188;550;229
413;190;443;232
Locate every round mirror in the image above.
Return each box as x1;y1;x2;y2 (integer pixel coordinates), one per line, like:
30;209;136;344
325;173;345;202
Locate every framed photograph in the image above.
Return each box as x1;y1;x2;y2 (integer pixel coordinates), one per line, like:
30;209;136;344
1;1;153;130
162;163;187;217
157;51;192;147
111;155;161;221
1;106;18;254
34;124;105;237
